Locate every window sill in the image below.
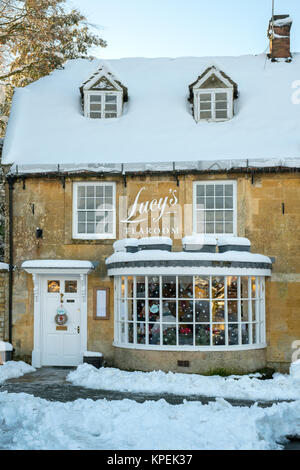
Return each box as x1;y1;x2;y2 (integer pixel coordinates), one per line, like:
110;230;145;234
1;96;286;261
113;342;267;352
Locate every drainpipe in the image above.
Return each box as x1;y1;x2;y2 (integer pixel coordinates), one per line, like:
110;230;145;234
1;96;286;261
8;177;14;345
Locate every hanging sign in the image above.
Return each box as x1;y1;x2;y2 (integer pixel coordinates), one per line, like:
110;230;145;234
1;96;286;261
55;307;68;326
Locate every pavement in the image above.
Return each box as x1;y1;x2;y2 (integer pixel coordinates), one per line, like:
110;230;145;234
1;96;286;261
1;366;299;450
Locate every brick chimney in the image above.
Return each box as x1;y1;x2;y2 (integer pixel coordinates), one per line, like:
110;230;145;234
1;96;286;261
268;15;292;60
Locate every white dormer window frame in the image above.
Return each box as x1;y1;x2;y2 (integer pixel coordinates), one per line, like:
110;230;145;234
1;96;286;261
84;90;123;119
193;88;233;122
192;66;235;123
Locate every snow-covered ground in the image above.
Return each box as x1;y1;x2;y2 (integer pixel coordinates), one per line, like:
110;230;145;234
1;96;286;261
67;361;300;402
0;392;299;450
0;361;300;449
0;361;35;384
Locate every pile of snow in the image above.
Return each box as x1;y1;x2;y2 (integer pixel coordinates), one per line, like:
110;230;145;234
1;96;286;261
67;363;300;402
113;238;138;252
217;236;251;247
0;392;299;450
0;361;35;384
182;235;217;246
0;342;13;352
138;237;173;246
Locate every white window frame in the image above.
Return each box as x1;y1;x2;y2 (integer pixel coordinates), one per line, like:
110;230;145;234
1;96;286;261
72;182;116;240
193;180;237;236
84;91;123;119
194;88;233;122
114;275;266;351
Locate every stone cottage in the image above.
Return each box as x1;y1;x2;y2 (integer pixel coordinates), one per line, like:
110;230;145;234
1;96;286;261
0;15;299;373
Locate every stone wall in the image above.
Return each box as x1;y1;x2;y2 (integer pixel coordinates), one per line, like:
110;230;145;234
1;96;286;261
6;171;300;372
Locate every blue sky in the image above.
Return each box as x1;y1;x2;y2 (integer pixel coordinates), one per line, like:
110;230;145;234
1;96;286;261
70;0;299;58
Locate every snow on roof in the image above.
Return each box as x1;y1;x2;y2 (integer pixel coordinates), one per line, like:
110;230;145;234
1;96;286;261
2;55;300;168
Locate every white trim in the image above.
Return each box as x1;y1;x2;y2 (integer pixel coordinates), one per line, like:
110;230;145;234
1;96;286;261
108;267;272;277
114;274;267;351
192;180;237;236
193;89;233;122
72;181;116;240
30;272;90;368
82;69;123;93
113;341;267;352
193;67;234;89
84;91;123;119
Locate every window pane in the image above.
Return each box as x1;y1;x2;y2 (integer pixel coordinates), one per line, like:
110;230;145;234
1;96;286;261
225;197;233;209
162;276;176;298
105;95;117;103
228;324;239;345
90;104;101;111
162;301;176;322
195;325;210;345
200;93;211;101
227;276;238;298
225;185;233;196
148;276;160;298
137;301;146;321
179;325;193;345
65;281;77;293
105;113;117;118
216;93;227;100
242;324;249;344
163;325;176;345
216;101;227;110
179;300;193;323
241;300;249;322
136;277;146;298
137;323;146;344
149;300;160;322
200;102;211;110
196;185;204;197
228;301;238;322
215;185;223;197
241;277;249;298
178;276;193;298
200;111;211;119
90;112;101;119
194;276;209;298
212;301;225;322
105;104;117;111
195;300;210;322
212;324;225;345
48;281;60;293
90;95;101;102
212;277;225;299
206;185;214;197
216;110;227;119
149;323;160;345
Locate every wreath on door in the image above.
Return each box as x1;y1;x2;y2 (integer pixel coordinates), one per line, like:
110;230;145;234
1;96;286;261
55;307;68;325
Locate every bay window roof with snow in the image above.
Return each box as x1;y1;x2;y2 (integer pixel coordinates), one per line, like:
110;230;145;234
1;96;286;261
2;55;300;170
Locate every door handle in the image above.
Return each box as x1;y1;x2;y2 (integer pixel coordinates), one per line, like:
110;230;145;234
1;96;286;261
77;326;80;334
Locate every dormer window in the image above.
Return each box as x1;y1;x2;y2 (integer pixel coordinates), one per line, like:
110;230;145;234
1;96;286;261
189;66;238;123
80;64;128;119
88;93;120;119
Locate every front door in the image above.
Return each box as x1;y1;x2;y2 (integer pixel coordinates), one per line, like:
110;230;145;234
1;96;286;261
42;276;82;366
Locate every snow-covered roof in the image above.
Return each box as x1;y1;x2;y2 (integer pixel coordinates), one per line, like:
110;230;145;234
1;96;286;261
2;55;300;169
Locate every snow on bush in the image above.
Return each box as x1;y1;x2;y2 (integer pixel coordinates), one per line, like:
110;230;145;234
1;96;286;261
67;364;300;402
0;361;35;384
0;392;299;450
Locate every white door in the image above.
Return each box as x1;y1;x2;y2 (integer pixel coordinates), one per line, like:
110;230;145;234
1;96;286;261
41;276;82;366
